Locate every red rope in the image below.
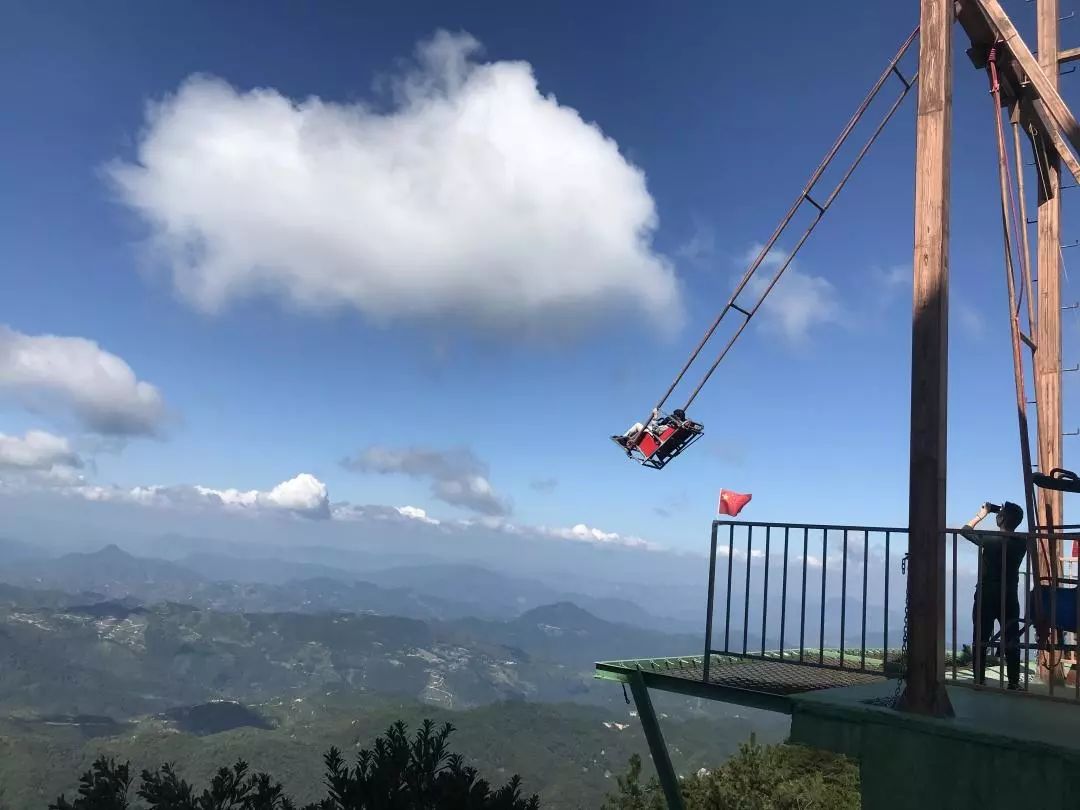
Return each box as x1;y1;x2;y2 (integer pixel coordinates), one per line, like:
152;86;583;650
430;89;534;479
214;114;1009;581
986;42;1052;635
990;45;1031;316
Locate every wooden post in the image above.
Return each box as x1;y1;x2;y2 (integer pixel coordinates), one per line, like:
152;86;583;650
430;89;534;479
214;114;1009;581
1037;0;1065;674
898;0;954;717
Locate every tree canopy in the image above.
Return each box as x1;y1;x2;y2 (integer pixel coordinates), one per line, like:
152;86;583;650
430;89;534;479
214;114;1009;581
50;720;539;810
601;738;859;810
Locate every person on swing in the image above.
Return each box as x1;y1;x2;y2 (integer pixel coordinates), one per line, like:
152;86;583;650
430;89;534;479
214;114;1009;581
614;409;688;453
960;501;1026;689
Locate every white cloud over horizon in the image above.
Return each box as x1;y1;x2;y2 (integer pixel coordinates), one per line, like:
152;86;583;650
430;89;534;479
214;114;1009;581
108;31;681;336
4;464;661;553
330;501;441;525
538;522;659;551
0;326;166;437
73;472;331;520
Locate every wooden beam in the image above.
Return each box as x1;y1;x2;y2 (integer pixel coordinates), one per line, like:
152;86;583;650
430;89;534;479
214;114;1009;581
975;0;1080;155
1059;45;1080;64
956;2;1080;185
957;1;1035;104
1021;98;1080;185
898;0;954;718
956;5;1039;108
1037;0;1066;679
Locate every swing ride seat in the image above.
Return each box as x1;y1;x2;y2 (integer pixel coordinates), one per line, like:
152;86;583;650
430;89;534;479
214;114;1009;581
611;415;704;470
1032;467;1080;494
984;588;1080;653
1031;586;1079;634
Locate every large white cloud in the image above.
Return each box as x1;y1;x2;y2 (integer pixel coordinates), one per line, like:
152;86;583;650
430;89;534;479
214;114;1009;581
0;326;166;436
108;31;680;334
77;472;330;519
195;472;331;518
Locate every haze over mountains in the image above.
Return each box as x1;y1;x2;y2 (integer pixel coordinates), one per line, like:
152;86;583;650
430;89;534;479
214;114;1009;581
0;490;722;629
0;538;699;634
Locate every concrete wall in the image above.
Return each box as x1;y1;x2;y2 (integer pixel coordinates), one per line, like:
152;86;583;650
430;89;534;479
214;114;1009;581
790;687;1080;809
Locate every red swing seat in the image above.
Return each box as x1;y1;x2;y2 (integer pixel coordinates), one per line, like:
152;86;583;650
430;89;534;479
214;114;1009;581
611;413;704;470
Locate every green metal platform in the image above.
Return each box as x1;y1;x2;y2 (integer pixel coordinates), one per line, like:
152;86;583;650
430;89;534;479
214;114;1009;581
595;653;891;714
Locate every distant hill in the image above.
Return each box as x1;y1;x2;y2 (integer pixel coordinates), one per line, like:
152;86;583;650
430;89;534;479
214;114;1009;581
4;544;204;598
446;601;700;666
367;563;695;633
0;592;699;719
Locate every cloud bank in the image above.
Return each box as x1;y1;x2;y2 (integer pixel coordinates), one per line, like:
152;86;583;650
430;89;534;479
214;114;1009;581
76;472;330;520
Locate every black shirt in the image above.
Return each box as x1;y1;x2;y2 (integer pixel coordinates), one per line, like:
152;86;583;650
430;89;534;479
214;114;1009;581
963;528;1027;588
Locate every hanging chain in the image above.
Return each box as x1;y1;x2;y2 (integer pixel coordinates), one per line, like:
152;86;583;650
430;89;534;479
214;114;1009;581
891;553;911;708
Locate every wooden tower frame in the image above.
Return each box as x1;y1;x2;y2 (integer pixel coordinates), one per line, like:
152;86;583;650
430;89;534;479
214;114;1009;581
903;0;1076;715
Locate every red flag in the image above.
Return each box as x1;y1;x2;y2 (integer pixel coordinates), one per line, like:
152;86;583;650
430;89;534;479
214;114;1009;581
718;489;752;516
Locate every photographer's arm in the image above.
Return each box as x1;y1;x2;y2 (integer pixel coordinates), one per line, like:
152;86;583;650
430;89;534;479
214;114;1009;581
959;503;994;546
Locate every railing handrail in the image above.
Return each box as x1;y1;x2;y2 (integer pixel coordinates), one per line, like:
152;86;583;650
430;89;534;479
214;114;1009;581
714;519;908;534
716;519;1080;540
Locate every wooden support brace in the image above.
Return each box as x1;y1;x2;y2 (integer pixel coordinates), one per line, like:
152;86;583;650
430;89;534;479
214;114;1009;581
958;0;1080;185
1020;98;1080;186
974;0;1080;155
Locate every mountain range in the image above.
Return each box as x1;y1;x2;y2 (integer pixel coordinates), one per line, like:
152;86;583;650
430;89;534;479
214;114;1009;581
0;538;787;809
0;542;700;634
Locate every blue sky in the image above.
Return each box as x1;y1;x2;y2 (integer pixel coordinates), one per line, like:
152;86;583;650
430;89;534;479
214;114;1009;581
1;0;1078;556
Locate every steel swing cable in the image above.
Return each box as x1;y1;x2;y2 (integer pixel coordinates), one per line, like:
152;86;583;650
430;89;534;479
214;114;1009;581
641;26;920;429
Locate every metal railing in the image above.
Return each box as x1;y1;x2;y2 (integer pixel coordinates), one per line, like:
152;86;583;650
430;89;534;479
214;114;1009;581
946;526;1080;700
703;521;909;682
703;519;1080;701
